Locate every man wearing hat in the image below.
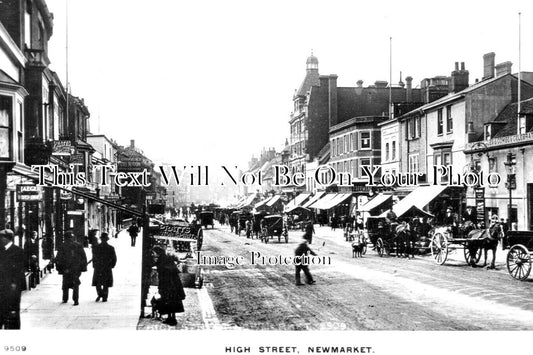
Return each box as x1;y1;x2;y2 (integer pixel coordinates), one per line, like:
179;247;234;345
0;229;25;329
91;233;117;302
55;230;87;305
294;238;317;286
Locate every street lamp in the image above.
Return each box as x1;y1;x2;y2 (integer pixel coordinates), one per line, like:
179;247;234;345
504;151;517;231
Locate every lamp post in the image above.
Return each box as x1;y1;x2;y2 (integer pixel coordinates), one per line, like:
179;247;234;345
504;151;517;231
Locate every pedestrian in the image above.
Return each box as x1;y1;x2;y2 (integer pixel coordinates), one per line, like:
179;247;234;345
294;238;317;286
0;229;25;329
151;246;186;326
23;231;40;288
55;230;87;306
92;233;117;302
304;221;315;244
127;221;139;247
245;219;252;238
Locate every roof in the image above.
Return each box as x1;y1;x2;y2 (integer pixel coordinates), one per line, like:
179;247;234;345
489;97;533;139
399;73;516;119
296;69;320;97
320;193;352;210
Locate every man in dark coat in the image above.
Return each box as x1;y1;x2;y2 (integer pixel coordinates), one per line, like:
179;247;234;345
24;231;40;288
127;222;139;247
0;229;25;329
55;230;87;305
92;233;117;302
151;246;186;326
294;238;317;286
303;221;315;244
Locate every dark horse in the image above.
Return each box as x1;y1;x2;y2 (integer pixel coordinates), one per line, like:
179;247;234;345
394;223;417;258
466;221;502;269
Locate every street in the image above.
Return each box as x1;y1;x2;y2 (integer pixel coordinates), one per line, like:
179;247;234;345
193;224;533;330
19;224;533;331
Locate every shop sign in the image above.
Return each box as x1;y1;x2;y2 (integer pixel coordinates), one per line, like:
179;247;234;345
16;185;43;201
60;190;73;200
52;140;74;156
67;210;84;215
153;223;198;243
70;153;84;165
475;187;485;224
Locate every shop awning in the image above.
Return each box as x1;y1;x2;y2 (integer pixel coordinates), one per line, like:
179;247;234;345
285;205;310;214
320;193;353;210
236;193;257;208
308;193;337;209
302;191;326;208
380;185;446;218
359;193;392;213
284;193;311;211
266;195;281;207
254;196;272;209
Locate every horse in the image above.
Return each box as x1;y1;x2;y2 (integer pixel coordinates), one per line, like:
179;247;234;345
466;222;502;269
394;223;417;258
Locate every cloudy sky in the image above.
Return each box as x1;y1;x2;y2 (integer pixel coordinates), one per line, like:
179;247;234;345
46;0;533;168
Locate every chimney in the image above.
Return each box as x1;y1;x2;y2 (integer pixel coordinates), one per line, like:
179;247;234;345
356;80;363;88
405;76;413;102
374;81;388;88
450;61;469;93
130;139;135;148
328;75;338;128
495;61;513;77
483;52;495;80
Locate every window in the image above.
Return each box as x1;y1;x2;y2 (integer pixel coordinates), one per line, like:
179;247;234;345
409;154;419;173
345;135;349;152
359;158;371;178
446;105;453;133
407;117;421;140
385;143;390;161
24;1;31;48
484;125;491;140
433;149;452;167
337;138;341;156
360;131;371;149
351;159;357;178
351;133;357;150
437;109;443;135
0;95;12;159
392;141;396;160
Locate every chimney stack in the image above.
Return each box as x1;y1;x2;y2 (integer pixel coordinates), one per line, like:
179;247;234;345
130;139;135;148
483;52;495;80
356;80;363;88
405;76;413;102
495;61;513;77
450;62;469;93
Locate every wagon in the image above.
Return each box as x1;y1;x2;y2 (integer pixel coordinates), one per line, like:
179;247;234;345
429;223;485;266
503;231;533;281
365;216;403;257
199;210;214;229
259;214;288;243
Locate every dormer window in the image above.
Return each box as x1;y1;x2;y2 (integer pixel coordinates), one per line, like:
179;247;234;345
484;124;492;140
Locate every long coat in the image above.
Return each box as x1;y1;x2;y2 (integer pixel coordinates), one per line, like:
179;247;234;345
0;244;25;315
55;239;87;288
92;242;117;287
156;254;186;314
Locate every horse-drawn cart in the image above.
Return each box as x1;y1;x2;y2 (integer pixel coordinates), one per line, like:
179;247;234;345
366;216;414;257
503;231;533;281
260;214;288;243
429;222;500;267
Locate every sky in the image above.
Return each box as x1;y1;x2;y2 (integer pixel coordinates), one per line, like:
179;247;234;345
45;0;533;168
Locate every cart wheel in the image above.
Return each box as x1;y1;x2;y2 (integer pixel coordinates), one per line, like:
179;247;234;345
430;232;448;265
463;244;482;266
376;238;384;257
506;244;531;281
